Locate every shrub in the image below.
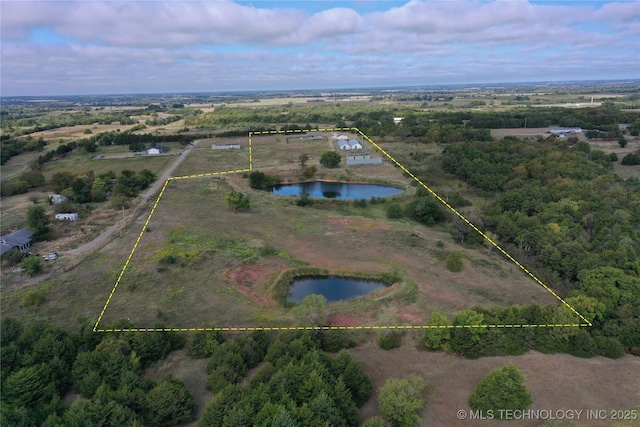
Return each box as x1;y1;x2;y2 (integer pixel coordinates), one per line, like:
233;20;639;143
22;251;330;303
321;330;356;352
396;280;419;303
21;256;43;277
353;199;367;208
378;331;403;350
302;165;317;178
621;152;640;165
445;250;464;272
608;152;618;161
423;312;452;351
386;203;404;219
22;290;45;307
405;196;446;226
225;191;250;212
296;192;313;206
248;171;281;190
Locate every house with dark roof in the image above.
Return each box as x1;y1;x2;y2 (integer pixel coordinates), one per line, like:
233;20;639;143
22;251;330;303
1;229;35;256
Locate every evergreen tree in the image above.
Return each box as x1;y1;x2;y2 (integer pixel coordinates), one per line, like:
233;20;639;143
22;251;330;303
26;205;50;241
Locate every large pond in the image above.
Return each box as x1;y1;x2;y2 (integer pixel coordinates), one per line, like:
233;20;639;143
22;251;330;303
270;181;403;199
287;276;386;303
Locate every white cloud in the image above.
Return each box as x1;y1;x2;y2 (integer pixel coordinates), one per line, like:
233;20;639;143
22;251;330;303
0;0;637;95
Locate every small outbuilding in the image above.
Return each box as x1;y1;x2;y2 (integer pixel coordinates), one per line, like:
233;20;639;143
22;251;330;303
301;131;325;140
338;140;351;150
212;143;241;150
346;154;382;166
348;139;362;150
49;194;67;204
55;213;79;221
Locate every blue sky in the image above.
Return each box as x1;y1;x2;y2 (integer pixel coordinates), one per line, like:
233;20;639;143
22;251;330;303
1;0;638;96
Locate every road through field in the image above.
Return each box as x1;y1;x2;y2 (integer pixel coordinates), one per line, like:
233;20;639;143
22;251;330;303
64;142;197;256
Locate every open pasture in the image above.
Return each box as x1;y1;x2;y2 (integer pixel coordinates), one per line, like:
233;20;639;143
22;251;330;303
94;132;559;330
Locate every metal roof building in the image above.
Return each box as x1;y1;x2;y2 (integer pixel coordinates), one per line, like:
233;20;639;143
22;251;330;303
1;229;35;256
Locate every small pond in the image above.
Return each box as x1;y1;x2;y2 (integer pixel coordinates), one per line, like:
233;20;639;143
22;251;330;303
270;181;403;200
287;276;386;303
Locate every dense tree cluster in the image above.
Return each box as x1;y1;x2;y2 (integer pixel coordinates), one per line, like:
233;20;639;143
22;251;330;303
45;168;155;209
430;137;640;356
441;138;639;278
0;136;47;165
200;330;371;427
0;318;193;427
193;104;639;142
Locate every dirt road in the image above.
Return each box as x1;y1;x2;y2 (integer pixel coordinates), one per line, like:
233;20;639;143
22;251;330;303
64;142;197;256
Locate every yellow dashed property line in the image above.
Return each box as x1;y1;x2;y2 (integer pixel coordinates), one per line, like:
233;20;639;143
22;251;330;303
171;169;251;180
353;128;592;327
95;127;591;333
93;178;172;331
251;127;355;136
94;140;256;331
94;323;589;333
249;133;253;170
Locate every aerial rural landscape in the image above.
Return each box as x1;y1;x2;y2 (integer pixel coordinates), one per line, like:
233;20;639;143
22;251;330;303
1;1;639;426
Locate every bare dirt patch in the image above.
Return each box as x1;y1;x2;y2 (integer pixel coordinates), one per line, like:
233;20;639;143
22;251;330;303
326;313;361;327
226;260;289;308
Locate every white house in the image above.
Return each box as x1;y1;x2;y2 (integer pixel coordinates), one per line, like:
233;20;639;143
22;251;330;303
394;117;404;124
147;145;169;155
348;139;362;150
55;213;78;221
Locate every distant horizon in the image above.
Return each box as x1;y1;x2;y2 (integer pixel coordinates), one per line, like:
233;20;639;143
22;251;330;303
2;1;638;97
2;78;638;99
